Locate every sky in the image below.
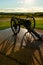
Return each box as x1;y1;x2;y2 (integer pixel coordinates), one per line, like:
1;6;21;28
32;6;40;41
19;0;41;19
0;0;43;12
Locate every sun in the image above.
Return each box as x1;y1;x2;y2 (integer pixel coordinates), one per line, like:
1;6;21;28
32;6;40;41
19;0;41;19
20;0;35;5
24;0;35;5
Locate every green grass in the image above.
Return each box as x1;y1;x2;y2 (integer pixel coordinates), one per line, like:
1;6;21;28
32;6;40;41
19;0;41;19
35;17;43;29
0;21;10;30
0;17;43;30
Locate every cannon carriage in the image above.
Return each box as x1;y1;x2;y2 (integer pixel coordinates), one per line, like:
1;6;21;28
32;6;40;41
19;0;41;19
11;16;35;34
11;16;42;40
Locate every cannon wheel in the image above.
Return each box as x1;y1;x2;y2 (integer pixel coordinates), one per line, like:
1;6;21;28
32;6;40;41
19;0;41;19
26;16;35;29
11;17;20;35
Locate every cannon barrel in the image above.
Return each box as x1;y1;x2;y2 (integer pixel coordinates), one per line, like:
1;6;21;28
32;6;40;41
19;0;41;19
11;16;30;22
11;16;31;26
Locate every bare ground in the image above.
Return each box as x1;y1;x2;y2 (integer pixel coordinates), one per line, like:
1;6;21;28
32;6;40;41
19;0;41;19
0;28;43;65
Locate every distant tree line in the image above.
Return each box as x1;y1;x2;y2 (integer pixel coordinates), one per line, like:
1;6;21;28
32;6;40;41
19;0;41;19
0;12;43;18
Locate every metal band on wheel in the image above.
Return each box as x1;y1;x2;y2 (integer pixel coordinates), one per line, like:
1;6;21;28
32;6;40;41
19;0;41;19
11;17;20;35
26;16;35;29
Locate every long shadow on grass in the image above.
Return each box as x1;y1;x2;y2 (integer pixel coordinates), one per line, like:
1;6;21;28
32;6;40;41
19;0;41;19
0;32;43;65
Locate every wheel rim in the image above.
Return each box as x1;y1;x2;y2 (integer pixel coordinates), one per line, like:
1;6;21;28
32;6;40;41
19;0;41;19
26;16;35;29
11;17;20;35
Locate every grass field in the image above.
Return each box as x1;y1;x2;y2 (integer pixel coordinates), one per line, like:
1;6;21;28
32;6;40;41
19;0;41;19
0;21;10;30
0;17;43;30
35;17;43;29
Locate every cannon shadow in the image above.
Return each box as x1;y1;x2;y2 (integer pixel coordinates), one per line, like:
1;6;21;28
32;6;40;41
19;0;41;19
0;31;43;65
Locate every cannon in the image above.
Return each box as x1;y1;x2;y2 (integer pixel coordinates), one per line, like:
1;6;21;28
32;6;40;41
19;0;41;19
11;16;35;34
11;16;42;40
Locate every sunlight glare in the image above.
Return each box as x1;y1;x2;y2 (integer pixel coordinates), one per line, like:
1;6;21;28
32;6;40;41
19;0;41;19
24;0;35;5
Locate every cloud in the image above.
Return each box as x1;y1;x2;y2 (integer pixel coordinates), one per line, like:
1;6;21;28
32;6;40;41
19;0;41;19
0;7;43;13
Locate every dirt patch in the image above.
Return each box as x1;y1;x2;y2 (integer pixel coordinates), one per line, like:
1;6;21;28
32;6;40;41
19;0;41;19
35;29;43;34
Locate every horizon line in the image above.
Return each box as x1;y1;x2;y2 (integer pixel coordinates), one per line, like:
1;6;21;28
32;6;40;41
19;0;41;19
0;8;43;13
